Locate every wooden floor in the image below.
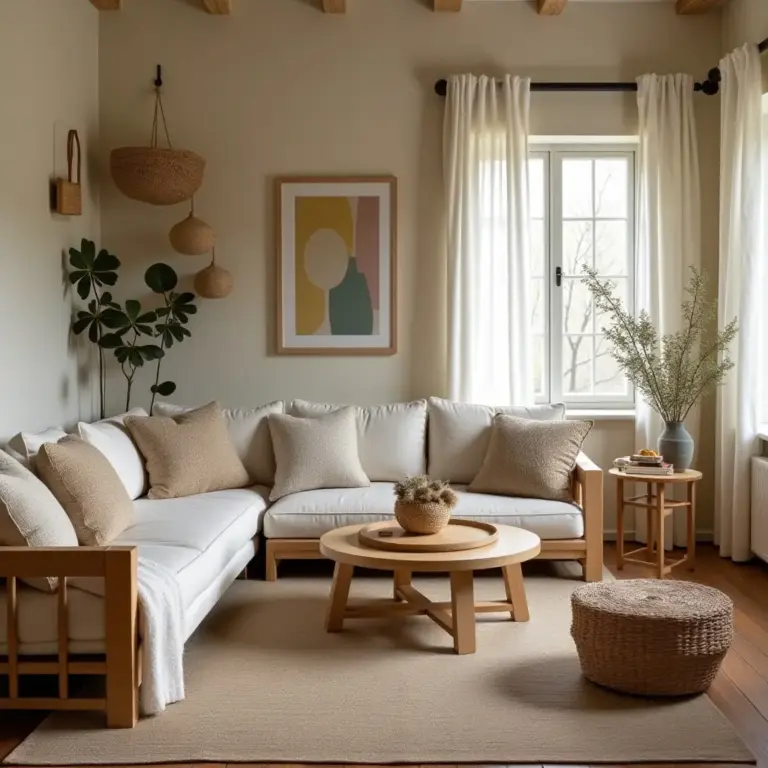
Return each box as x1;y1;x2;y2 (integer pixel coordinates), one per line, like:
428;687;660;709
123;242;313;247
1;543;767;768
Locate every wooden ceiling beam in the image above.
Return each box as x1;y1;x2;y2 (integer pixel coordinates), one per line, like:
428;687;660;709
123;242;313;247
89;0;121;9
434;0;462;11
537;0;567;15
676;0;723;14
322;0;346;12
202;0;231;13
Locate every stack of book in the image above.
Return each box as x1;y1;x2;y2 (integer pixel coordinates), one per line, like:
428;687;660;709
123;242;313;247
615;454;675;475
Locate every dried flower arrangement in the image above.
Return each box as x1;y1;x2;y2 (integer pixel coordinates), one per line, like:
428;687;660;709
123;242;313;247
393;476;458;535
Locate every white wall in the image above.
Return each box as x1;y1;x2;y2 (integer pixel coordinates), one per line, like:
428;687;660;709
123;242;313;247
0;0;101;438
724;0;768;50
96;0;723;536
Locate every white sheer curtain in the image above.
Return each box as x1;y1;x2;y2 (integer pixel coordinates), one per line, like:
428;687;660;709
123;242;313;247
715;44;765;562
634;74;702;548
443;74;533;405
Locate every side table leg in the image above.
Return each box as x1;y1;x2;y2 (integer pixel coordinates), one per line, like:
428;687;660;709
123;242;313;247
646;482;654;560
687;481;696;571
394;568;411;600
502;563;530;622
616;477;625;570
326;562;354;632
450;570;476;655
656;483;666;579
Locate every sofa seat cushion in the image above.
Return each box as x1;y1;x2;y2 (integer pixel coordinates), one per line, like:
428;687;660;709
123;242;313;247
116;486;269;607
263;483;583;540
0;486;269;656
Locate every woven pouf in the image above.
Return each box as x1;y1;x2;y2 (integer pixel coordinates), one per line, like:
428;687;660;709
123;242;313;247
571;579;733;696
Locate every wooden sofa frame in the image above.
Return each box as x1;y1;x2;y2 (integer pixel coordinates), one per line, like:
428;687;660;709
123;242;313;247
266;453;605;583
0;546;139;728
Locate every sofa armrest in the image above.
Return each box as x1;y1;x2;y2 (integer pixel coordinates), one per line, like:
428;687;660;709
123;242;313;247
572;453;604;581
0;546;139;728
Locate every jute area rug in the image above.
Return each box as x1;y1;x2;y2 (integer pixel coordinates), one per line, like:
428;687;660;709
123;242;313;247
6;564;752;765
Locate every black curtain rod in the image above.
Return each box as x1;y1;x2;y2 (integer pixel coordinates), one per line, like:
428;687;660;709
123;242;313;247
435;36;768;98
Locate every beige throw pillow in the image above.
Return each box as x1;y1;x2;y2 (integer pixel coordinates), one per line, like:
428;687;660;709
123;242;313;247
0;449;78;592
126;401;250;500
268;408;370;501
469;414;593;502
36;436;135;546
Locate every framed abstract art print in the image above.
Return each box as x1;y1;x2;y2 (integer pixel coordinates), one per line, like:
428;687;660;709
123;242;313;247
276;176;397;355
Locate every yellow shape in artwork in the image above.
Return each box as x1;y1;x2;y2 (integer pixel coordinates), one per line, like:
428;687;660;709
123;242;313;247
294;197;354;335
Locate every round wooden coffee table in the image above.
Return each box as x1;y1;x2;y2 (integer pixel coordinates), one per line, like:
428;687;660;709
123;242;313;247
319;522;541;655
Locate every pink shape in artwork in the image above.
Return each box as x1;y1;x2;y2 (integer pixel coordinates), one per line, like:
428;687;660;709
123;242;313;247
355;197;380;310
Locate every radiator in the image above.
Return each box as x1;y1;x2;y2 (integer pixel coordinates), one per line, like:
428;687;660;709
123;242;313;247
752;456;768;563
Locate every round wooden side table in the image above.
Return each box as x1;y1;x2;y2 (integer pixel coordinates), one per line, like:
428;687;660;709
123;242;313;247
610;468;703;579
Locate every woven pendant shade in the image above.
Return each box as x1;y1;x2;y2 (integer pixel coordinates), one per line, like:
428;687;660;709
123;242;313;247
169;201;215;255
195;250;233;299
110;73;205;206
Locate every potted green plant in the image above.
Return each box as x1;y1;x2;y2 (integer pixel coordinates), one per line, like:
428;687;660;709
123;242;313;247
393;476;458;535
69;239;197;414
581;266;738;470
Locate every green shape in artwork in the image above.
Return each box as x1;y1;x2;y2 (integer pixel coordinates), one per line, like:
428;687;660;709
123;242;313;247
329;259;373;335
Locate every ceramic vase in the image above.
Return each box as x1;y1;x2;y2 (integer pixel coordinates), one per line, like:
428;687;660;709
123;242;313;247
657;421;694;471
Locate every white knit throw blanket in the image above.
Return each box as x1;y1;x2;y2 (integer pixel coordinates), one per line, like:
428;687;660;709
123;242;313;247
137;556;185;716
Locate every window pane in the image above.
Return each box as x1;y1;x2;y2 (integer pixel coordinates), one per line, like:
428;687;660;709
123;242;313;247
531;219;545;277
529;158;546;219
531;278;545;332
594;159;628;218
563;220;593;273
595;221;628;275
562;159;593;218
563;335;593;395
595;335;626;395
562;279;593;334
533;334;546;397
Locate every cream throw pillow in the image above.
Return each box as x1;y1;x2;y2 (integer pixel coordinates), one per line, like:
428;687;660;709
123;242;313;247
36;436;135;546
268;408;370;501
469;414;593;502
126;401;250;500
0;449;78;592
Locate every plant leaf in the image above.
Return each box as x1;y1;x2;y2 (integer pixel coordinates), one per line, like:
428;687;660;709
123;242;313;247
101;308;128;329
145;263;178;294
139;345;165;361
80;239;96;267
94;249;120;272
69;270;88;285
176;292;195;305
71;317;91;335
76;278;91;300
125;300;141;321
99;333;123;349
150;381;177;397
98;272;119;287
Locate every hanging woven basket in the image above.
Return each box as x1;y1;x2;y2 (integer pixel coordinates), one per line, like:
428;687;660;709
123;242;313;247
195;250;233;299
169;201;215;255
110;71;205;206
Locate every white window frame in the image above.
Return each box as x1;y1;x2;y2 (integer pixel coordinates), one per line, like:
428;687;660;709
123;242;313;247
532;143;637;409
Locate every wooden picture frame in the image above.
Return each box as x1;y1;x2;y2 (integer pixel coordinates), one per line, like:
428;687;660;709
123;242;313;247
276;176;397;355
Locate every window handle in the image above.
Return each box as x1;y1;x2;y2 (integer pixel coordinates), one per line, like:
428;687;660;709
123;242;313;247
555;266;563;287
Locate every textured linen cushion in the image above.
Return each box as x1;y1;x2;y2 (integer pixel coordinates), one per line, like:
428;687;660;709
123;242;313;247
268;408;370;501
469;414;593;502
427;397;566;483
77;408;148;500
152;400;283;485
126;402;250;500
7;427;68;473
0;449;78;592
290;400;427;481
36;436;135;546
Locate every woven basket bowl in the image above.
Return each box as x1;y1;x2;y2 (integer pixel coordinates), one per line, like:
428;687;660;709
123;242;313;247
110;147;205;206
394;501;451;535
169;213;215;256
194;262;233;299
571;580;733;697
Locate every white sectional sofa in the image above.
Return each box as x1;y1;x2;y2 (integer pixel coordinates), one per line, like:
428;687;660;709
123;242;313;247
0;396;602;728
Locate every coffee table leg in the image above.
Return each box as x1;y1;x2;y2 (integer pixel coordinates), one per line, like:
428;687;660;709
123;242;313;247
449;570;476;655
326;562;354;632
393;568;411;600
502;563;530;622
